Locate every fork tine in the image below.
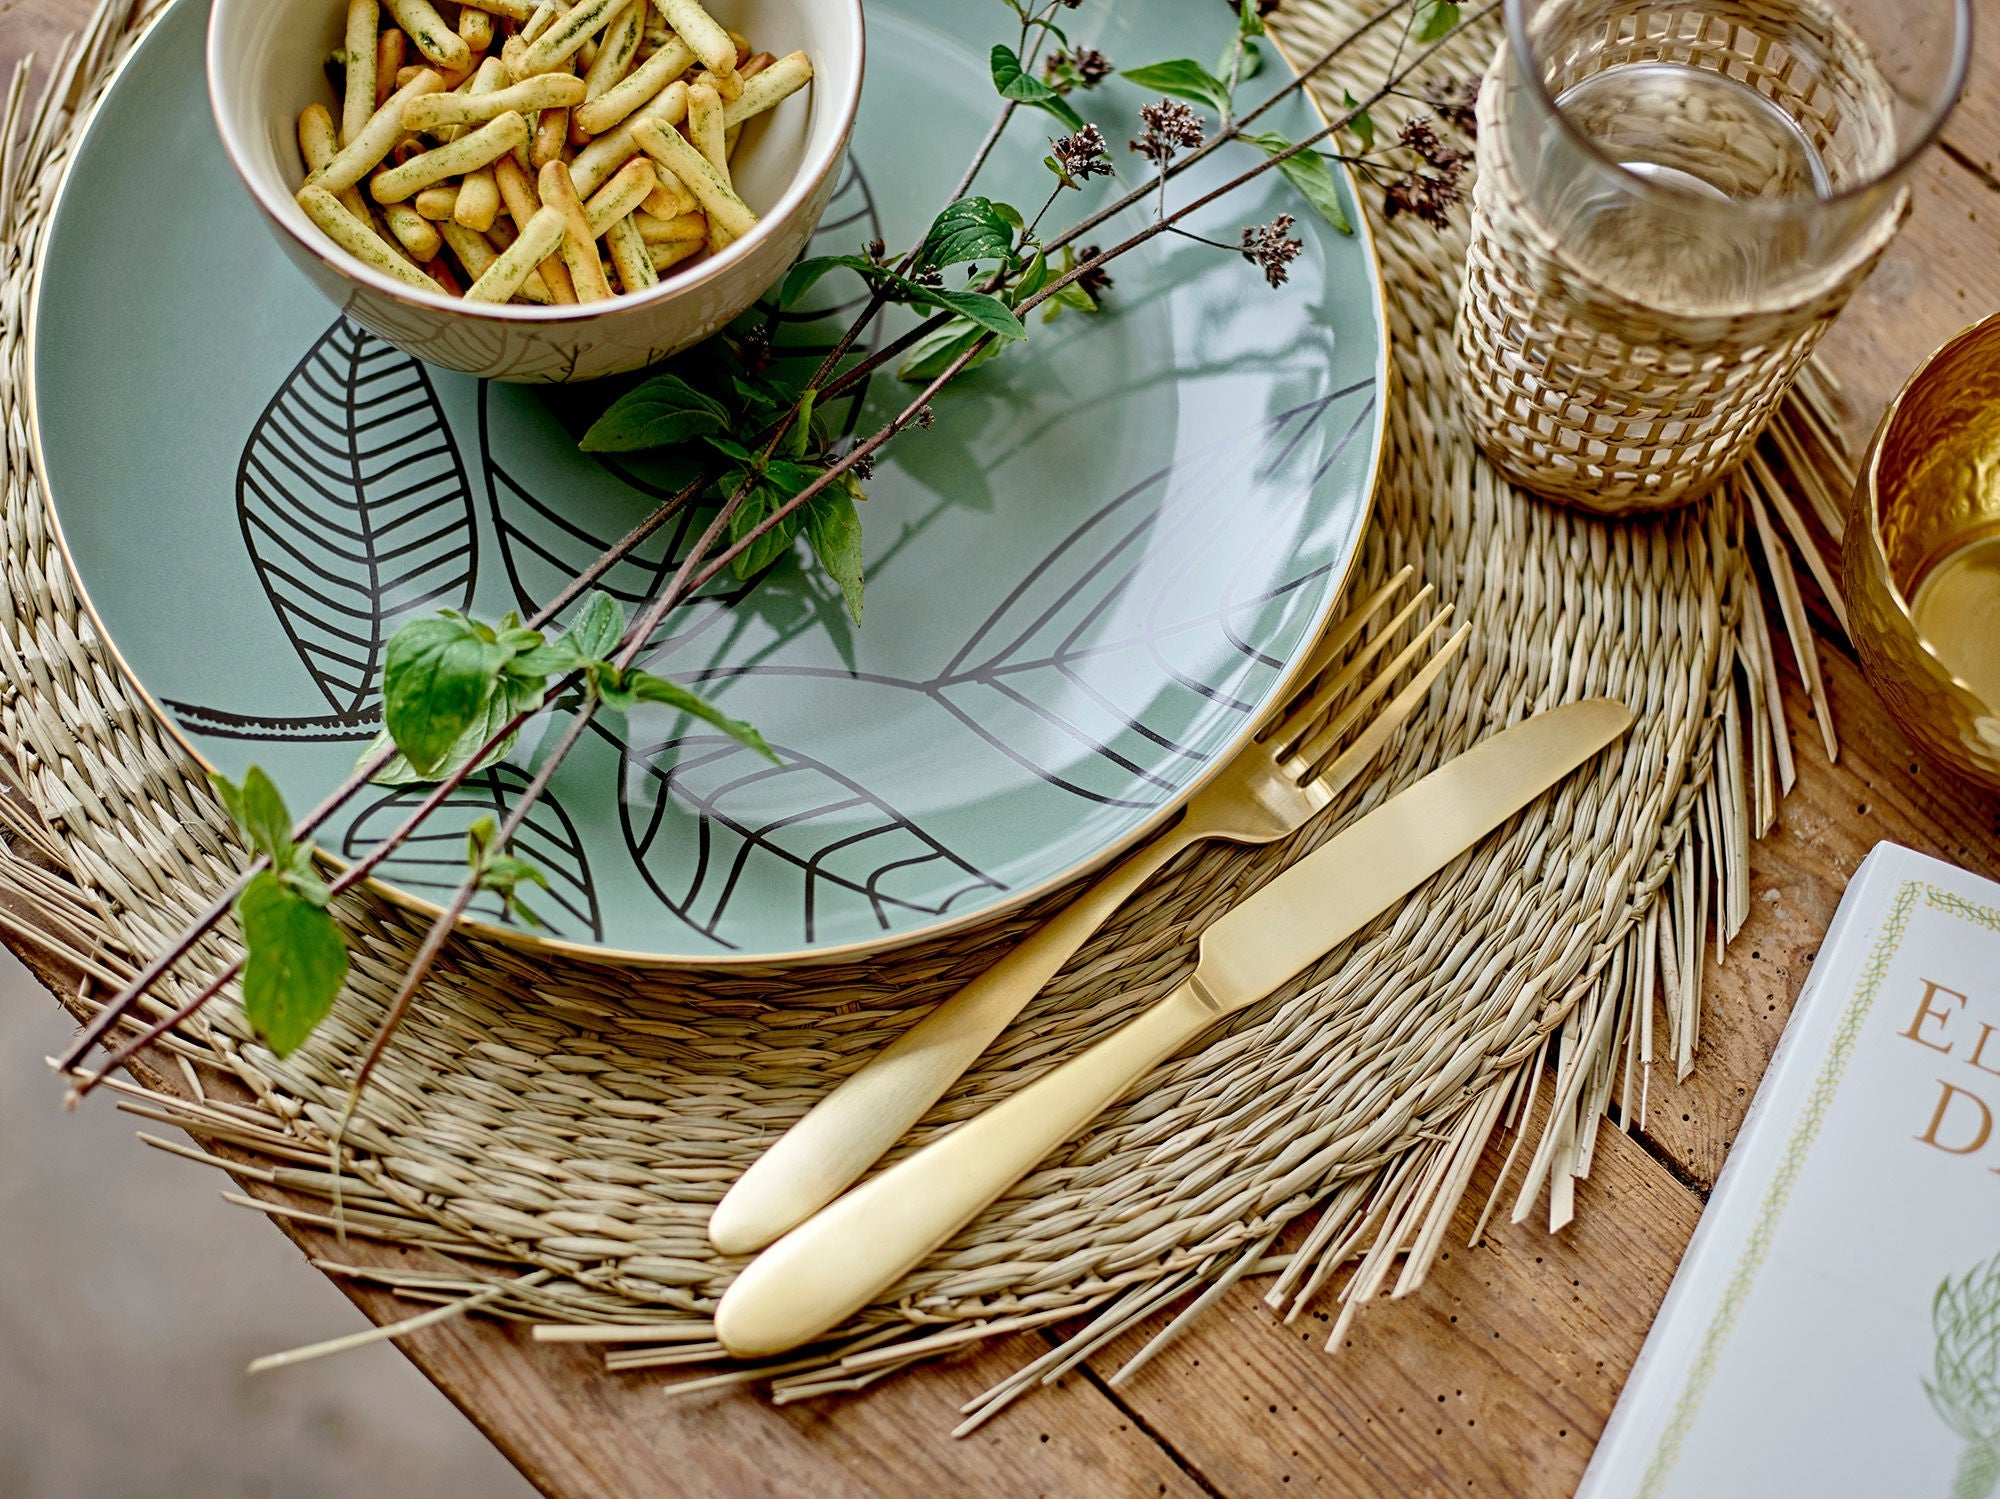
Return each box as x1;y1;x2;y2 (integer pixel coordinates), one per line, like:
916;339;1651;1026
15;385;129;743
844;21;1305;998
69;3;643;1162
1287;606;1458;773
1267;583;1437;756
1293;621;1471;799
1257;567;1414;741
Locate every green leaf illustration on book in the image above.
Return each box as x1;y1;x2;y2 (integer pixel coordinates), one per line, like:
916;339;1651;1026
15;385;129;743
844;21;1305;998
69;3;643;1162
1927;1253;2000;1498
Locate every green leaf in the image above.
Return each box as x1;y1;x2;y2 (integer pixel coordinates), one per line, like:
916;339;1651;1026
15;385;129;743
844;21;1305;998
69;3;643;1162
1243;130;1353;235
806;486;865;623
918;197;1018;271
212;765;295;868
1218;32;1263;84
848;263;1027;342
235;869;348;1057
1239;0;1267;37
1341;90;1375;150
578;373;731;452
896;317;1003;382
990;43;1086;131
364;668;546;787
728;483;802;578
382;614;516;777
607;670;777;760
784;388;817;462
1413;0;1461;43
465;815;551;928
776;253;872;309
1012;250;1051;304
1119;59;1230;116
563;591;625;663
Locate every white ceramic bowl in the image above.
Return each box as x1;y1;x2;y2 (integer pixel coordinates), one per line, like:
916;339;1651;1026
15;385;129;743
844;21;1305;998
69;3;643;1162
207;0;863;382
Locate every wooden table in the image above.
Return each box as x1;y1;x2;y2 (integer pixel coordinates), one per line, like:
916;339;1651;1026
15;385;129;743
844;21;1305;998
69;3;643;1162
5;2;2000;1493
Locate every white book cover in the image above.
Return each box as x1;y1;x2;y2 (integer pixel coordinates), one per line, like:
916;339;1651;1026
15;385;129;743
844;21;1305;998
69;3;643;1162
1577;841;2000;1499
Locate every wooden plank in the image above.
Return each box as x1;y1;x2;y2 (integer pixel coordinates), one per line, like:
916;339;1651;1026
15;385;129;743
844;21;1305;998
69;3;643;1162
1086;1106;1703;1497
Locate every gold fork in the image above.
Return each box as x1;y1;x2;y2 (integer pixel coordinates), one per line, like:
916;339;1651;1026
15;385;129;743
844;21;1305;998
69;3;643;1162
707;568;1470;1253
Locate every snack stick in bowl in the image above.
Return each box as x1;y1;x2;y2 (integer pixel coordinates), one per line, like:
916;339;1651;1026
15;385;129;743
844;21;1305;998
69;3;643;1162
375;29;404;107
539;160;615;301
721;50;811;130
573;38;692;133
583;157;657;232
585;0;645;101
405;73;585;131
649;237;703;273
457;6;494;55
340;0;379;145
437;54;507;144
383;201;444;260
455;166;501;230
655;0;736;78
570;78;687;196
520;0;628;76
605;217;658;294
495;156;580;300
687;82;728;180
634;207;706;244
297;102;372;219
372;111;529;201
631;116;754;238
724;53;775;157
383;0;470;70
309;67;447;193
468;0;532;19
298;184;440;292
413;184;459;219
438;219;499;281
466;205;566;302
532;106;571;169
642;172;699;219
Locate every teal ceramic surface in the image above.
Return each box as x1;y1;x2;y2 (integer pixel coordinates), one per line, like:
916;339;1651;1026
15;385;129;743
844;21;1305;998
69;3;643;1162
31;0;1386;964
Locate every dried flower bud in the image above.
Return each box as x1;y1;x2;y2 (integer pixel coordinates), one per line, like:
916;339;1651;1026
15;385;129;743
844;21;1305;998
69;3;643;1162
1051;124;1114;184
1399;116;1468;172
1074;248;1113;303
918;404;935;429
1423;76;1479;138
1239;213;1302;289
1131;98;1206;166
1044;45;1113;93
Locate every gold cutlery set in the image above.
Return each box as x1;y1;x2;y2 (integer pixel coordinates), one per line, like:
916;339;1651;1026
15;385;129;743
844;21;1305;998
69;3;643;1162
708;573;1634;1358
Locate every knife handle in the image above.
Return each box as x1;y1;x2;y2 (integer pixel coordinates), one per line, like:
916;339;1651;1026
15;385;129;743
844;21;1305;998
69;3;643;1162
707;827;1196;1255
714;979;1219;1359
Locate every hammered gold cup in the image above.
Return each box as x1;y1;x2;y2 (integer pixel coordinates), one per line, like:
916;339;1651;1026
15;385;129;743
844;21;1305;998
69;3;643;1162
1846;311;2000;789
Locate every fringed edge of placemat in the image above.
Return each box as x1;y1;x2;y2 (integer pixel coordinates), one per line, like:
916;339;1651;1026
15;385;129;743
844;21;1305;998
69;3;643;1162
0;0;1858;1425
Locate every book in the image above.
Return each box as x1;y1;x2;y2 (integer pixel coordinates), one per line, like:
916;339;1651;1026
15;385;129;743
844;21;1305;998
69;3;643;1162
1576;841;2000;1499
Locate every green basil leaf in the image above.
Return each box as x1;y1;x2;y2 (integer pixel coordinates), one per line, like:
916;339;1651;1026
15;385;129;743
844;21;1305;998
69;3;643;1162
381;615;517;777
617;669;777;760
1341;90;1376;150
1413;0;1461;43
364;669;546;787
212;764;295;867
579;373;731;452
806;486;865;624
564;590;626;663
928;288;1025;340
728;484;803;579
784;388;817;462
1012;250;1051;303
990;43;1086;131
896;317;1003;382
1243;130;1353;235
1218;34;1263;84
776;253;873;309
1239;0;1267;37
1119;59;1230;116
236;869;348;1057
918;197;1018;270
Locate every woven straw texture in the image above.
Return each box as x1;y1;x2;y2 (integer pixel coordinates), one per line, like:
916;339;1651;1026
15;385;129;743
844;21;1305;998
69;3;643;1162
0;0;1848;1410
1456;0;1899;514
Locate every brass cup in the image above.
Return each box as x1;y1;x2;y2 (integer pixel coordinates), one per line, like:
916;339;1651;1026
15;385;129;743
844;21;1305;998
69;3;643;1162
1845;311;2000;789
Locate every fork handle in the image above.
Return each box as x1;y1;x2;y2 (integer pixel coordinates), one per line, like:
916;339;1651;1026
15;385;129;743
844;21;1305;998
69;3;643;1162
715;979;1218;1358
707;824;1197;1255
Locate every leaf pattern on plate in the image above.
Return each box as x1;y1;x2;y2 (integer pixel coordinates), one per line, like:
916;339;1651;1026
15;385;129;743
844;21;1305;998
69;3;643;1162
338;764;602;941
237;319;477;716
618;733;1002;949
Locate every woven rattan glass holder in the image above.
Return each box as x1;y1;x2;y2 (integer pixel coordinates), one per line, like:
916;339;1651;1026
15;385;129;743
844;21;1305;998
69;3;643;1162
1454;0;1966;516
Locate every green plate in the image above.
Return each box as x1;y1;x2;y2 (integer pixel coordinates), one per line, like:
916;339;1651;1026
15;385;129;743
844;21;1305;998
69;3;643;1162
30;0;1385;964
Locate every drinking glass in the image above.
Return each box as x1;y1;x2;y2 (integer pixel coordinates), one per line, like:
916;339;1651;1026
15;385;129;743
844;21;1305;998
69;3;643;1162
1455;0;1971;514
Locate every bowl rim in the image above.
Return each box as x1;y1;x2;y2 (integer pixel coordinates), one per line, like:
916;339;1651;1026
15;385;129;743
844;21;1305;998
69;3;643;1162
1858;306;2000;711
204;0;866;324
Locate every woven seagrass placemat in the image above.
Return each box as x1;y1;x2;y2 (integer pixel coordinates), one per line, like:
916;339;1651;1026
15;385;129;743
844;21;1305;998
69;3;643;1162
0;0;1848;1412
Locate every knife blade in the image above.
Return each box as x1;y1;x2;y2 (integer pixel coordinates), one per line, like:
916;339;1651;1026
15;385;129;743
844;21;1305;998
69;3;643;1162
714;698;1633;1358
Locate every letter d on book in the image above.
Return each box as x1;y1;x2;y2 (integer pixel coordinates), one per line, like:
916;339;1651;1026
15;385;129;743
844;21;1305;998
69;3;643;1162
1918;1080;1993;1155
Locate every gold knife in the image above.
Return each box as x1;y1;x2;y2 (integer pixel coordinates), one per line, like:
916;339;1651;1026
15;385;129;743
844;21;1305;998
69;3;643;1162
714;698;1634;1358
